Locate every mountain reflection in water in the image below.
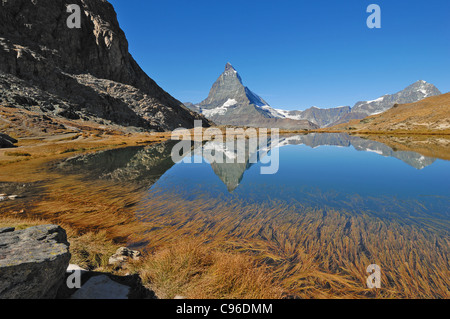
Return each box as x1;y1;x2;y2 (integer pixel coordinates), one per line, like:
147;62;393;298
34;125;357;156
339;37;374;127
58;133;437;193
198;133;437;192
56;133;449;220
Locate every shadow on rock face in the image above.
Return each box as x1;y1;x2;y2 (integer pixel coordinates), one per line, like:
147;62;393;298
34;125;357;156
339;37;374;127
0;133;17;148
57;271;157;299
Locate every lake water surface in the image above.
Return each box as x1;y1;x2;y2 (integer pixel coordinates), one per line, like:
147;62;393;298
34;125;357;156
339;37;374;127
143;134;450;220
53;133;450;228
50;133;450;297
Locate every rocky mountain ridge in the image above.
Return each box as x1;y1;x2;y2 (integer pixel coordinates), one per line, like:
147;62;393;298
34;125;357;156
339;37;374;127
187;63;441;129
329;80;441;127
187;63;318;130
330;92;450;133
0;0;210;132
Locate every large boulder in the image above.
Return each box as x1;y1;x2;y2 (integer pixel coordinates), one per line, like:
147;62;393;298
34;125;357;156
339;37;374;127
0;133;17;148
0;225;71;299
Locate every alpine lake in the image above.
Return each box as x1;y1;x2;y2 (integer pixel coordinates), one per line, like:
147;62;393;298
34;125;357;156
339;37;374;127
2;133;449;298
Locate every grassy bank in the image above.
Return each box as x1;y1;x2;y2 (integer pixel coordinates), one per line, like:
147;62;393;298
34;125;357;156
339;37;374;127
2;181;448;299
0;215;284;299
1;129;449;299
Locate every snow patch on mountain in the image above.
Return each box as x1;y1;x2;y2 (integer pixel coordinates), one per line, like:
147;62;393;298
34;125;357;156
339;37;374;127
203;99;237;117
273;109;303;120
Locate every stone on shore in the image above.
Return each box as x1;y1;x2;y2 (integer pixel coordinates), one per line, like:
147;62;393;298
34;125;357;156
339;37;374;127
108;247;142;266
0;225;71;299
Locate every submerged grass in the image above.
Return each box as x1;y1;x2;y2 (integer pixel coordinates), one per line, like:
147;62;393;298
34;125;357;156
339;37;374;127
133;190;449;299
0;134;449;299
3;176;447;299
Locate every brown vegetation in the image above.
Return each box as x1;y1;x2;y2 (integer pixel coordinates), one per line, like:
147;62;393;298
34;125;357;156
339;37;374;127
1;167;448;298
1;103;449;299
325;93;450;134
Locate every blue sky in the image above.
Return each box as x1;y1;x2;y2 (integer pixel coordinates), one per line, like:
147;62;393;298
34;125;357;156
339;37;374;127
109;0;450;110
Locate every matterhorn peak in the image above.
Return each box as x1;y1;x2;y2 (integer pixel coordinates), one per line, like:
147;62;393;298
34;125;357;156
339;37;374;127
223;62;239;78
225;62;235;71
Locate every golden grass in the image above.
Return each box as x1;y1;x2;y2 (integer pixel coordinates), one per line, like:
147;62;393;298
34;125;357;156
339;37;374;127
1;129;449;299
1;159;448;299
323;93;450;135
132;239;283;299
4;151;32;157
132;190;449;299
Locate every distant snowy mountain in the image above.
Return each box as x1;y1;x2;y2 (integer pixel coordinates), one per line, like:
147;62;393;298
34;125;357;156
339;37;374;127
186;63;318;130
274;106;352;127
330;80;442;127
186;64;441;129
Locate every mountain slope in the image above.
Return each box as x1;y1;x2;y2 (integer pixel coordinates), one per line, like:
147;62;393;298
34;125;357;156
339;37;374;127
279;80;441;128
329;80;441;127
187;62;440;129
279;106;352;127
187;63;318;130
330;93;450;133
0;0;210;132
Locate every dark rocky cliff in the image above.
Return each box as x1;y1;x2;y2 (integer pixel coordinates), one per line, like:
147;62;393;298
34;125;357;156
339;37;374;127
0;0;210;131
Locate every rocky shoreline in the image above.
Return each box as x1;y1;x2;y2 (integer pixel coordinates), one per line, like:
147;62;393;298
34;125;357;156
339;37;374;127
0;225;154;299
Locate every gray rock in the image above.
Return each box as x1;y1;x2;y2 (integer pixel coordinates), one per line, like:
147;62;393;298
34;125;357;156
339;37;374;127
70;275;130;299
0;225;71;299
109;247;142;266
